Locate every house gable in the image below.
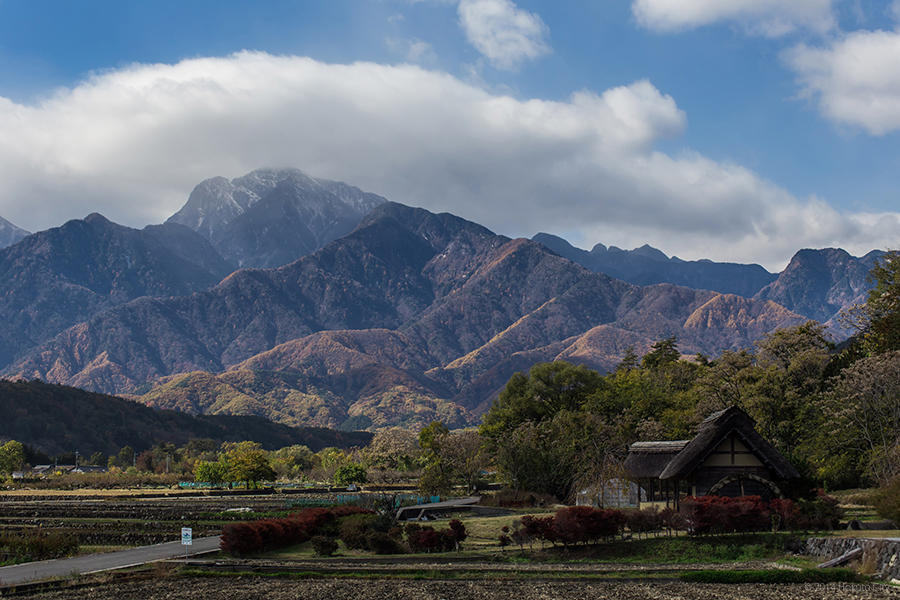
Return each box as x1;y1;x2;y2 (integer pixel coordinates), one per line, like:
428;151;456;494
701;433;764;468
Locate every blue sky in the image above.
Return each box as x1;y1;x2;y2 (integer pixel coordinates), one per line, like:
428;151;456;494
0;0;897;269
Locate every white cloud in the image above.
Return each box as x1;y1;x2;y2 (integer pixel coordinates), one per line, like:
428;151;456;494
0;52;896;270
786;30;900;135
632;0;836;36
457;0;550;70
387;37;437;63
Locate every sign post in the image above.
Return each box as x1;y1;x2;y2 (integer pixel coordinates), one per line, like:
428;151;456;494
181;527;192;560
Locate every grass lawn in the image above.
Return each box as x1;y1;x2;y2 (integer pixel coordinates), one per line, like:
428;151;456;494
828;529;900;538
254;520;803;567
503;534;801;565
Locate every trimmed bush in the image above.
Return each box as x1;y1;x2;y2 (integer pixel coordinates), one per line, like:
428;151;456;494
519;514;557;546
624;508;663;537
403;522;464;553
552;506;625;546
365;530;406;554
339;514;378;550
515;507;626;548
448;519;467;545
793;490;843;530
311;535;338;557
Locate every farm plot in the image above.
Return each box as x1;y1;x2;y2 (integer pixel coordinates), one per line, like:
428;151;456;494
10;576;899;600
0;492;297;549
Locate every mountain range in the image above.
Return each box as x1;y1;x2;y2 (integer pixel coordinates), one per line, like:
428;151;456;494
534;233;882;330
532;233;776;297
0;168;883;431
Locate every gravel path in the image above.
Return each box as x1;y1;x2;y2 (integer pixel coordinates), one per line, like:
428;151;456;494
17;578;900;599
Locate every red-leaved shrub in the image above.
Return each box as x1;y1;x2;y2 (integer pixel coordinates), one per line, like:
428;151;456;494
680;495;771;535
679;493;841;535
403;521;467;553
220;506;373;555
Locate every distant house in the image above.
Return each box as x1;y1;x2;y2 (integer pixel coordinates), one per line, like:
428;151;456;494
72;465;107;474
624;406;800;509
30;464;76;476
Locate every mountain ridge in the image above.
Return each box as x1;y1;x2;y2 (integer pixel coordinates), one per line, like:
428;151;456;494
753;247;884;327
8;202;810;429
532;232;776;297
0;214;232;367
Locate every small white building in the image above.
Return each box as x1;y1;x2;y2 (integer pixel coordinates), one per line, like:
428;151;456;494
576;478;642;508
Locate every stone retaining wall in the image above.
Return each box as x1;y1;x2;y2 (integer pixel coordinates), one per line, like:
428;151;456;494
806;537;900;580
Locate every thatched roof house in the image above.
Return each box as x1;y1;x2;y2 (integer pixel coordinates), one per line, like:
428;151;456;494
624;406;800;508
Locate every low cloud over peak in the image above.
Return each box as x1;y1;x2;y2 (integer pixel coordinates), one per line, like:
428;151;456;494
0;51;895;270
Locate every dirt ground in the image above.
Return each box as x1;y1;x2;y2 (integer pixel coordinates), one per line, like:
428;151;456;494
18;577;900;600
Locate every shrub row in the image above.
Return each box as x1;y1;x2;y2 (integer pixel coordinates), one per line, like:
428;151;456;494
16;472;183;490
506;493;841;548
219;505;372;555
681;493;842;535
512;507;626;548
0;531;79;564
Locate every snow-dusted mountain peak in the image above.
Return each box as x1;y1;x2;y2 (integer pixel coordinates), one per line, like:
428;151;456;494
0;215;30;249
165;168;387;268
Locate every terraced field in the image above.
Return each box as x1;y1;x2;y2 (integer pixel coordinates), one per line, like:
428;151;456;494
0;492;319;547
14;576;900;599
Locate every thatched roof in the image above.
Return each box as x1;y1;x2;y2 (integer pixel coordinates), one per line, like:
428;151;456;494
624;406;800;481
623;440;688;479
659;406;800;480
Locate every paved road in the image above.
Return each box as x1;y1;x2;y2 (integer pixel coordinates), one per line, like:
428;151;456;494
0;536;221;586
